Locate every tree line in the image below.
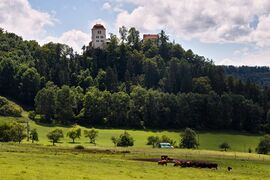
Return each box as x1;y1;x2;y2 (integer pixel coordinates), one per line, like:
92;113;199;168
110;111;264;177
33;84;268;133
1;27;270;133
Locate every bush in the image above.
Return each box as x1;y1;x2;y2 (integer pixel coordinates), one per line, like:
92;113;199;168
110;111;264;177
0;123;13;142
147;136;160;148
111;131;134;147
0;122;26;143
10;123;27;143
74;145;85;150
180;128;199;149
248;148;252;153
0;96;22;117
30;129;39;143
84;128;98;145
66;127;81;143
47;129;64;146
256;134;270;154
28;111;36;120
219;142;230;151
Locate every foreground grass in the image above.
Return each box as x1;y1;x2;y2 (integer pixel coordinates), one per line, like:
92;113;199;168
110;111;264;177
0;115;262;153
0;114;269;179
0;143;269;180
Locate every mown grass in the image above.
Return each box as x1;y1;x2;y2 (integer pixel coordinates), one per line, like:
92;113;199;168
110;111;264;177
0;115;262;153
0;143;269;180
0;114;269;179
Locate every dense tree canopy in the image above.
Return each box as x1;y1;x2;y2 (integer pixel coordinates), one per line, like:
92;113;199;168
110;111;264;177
1;27;270;133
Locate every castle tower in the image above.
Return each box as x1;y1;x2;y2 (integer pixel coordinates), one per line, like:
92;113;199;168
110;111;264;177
91;24;106;49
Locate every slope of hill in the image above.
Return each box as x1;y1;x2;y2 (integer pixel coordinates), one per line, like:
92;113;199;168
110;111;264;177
0;96;22;117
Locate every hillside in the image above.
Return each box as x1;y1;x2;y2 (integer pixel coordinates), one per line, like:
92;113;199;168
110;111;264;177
1;28;270;133
222;66;270;87
0;96;22;117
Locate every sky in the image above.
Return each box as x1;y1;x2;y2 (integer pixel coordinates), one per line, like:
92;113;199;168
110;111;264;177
1;0;270;66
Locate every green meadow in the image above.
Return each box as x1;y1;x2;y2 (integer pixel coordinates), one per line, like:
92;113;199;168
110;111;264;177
0;114;270;179
0;115;261;152
0;143;269;180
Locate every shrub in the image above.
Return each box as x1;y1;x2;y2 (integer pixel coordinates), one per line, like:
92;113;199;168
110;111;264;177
219;142;230;151
10;123;27;143
30;129;39;143
28;111;36;120
47;129;64;146
0;123;13;142
74;145;85;150
147;136;160;148
248;148;252;153
84;128;98;145
256;134;270;154
180;128;199;149
111;131;134;147
0;122;26;143
0;97;22;117
66;127;81;143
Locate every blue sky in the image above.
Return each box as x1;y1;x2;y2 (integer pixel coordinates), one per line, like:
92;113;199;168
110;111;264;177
1;0;270;66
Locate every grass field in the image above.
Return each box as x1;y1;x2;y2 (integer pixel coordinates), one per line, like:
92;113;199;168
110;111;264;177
0;143;269;180
1;114;270;179
0;115;262;153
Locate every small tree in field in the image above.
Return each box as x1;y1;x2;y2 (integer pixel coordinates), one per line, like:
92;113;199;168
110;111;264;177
47;129;64;145
147;136;160;148
219;142;230;151
117;131;134;147
66;128;81;143
84;128;98;145
11;123;27;144
180;128;199;149
30;129;39;143
256;134;270;154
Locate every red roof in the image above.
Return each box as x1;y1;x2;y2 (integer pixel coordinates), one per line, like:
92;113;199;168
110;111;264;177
92;24;106;30
143;34;159;40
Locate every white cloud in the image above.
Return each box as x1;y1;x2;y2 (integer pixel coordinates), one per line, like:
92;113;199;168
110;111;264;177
0;0;55;39
102;2;112;10
219;48;270;66
41;30;91;53
115;0;270;47
102;1;125;12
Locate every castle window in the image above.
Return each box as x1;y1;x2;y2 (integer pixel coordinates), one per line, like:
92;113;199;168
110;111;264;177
96;40;99;42
100;36;104;38
101;40;104;42
96;36;99;38
98;31;102;34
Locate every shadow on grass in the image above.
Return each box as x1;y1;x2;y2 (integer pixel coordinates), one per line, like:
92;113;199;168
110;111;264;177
68;142;81;144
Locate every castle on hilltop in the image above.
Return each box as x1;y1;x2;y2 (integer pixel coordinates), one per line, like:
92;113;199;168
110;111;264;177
91;24;107;49
90;24;159;49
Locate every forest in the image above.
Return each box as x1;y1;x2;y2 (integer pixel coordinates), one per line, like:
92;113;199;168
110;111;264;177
1;27;270;133
222;66;270;87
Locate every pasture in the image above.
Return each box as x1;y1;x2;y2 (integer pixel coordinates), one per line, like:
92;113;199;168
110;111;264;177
0;143;269;180
0;115;262;152
0;115;269;179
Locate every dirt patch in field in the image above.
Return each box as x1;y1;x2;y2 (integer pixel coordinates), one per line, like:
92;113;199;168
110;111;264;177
131;158;212;164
